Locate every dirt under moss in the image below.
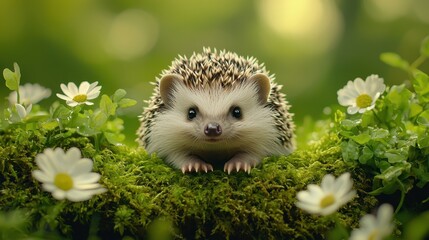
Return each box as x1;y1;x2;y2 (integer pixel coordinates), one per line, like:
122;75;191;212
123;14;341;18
0;128;377;239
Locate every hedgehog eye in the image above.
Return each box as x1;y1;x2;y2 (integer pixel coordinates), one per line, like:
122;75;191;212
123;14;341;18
188;108;197;120
231;106;242;119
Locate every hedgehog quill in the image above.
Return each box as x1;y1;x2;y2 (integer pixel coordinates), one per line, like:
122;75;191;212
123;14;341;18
137;48;295;174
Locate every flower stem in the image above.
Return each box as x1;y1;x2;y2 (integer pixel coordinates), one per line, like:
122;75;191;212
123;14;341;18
410;55;426;71
327;213;349;239
94;134;100;151
395;178;405;214
372;110;383;125
16;91;20;105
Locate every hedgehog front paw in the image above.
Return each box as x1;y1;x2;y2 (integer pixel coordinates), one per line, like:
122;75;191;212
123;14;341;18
180;158;213;174
224;154;258;174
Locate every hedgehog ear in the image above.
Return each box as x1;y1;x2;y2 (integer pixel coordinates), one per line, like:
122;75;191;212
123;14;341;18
159;74;183;106
248;73;271;104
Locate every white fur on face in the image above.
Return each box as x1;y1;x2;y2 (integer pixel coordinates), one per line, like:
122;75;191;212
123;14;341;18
147;81;289;167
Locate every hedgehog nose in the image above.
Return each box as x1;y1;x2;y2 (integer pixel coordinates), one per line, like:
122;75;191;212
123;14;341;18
204;122;222;137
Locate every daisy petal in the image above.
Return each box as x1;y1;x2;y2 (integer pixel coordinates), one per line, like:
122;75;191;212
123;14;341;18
88;82;100;92
347;106;359;114
66;101;79;107
75;183;103;190
15;104;26;119
70;158;93;175
321;174;335;192
65;147;82;162
74;172;101;185
52;190;66;200
353;78;366;93
79;81;91;94
66;189;93;202
60;83;73;97
42;183;57;192
32;170;52;183
86;90;101;100
68;82;79;95
56;93;71;101
296;202;322;214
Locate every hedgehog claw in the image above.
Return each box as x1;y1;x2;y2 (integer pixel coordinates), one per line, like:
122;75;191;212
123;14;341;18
181;159;213;174
224;158;253;174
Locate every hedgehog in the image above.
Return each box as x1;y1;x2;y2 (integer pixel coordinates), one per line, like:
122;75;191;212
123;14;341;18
137;48;295;174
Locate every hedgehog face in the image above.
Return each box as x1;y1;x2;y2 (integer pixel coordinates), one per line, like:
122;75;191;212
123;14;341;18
149;74;279;153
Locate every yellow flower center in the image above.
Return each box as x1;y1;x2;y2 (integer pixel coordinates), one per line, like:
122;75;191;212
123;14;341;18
54;173;73;191
320;194;335;208
72;94;88;103
368;230;378;240
356;94;372;108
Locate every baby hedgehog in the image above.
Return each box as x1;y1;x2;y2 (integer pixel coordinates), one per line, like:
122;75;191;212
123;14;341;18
137;48;295;174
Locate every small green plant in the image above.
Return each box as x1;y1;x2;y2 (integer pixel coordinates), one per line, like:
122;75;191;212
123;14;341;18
1;64;137;149
335;35;429;213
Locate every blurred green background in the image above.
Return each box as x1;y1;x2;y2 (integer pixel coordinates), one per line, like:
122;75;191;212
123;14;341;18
1;0;428;146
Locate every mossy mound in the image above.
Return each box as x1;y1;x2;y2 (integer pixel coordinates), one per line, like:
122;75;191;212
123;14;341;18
0;128;377;239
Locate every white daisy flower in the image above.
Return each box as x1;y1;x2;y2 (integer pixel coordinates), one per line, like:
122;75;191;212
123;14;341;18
8;83;52;105
349;204;394;240
56;81;101;107
32;147;107;202
337;74;386;114
15;103;32;121
296;172;356;216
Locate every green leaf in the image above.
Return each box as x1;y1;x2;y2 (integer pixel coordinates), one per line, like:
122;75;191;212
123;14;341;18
376;165;405;181
41;121;59;130
385;85;412;121
92;111;108;129
25;114;49;123
384;148;408;163
112;89;127;102
420;35;429;57
351;133;371;145
373;142;388;158
359;146;373;164
104;118;124;133
361;111;374;127
340;119;360;130
104;132;125;145
417;110;429;127
51;104;72;120
100;95;117;116
77;126;99;137
417;131;429;148
404;211;429;240
380;52;410;71
340;140;360;162
370;179;400;195
118;98;137;108
413;72;429;103
13;63;21;80
412;165;429;188
371;128;389;140
3;63;21;91
410;103;423;118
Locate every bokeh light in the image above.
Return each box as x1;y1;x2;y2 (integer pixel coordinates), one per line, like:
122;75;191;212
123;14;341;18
258;0;343;55
105;9;158;61
364;0;411;22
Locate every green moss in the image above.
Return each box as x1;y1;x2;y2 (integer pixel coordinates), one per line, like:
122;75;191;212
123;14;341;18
0;128;377;239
